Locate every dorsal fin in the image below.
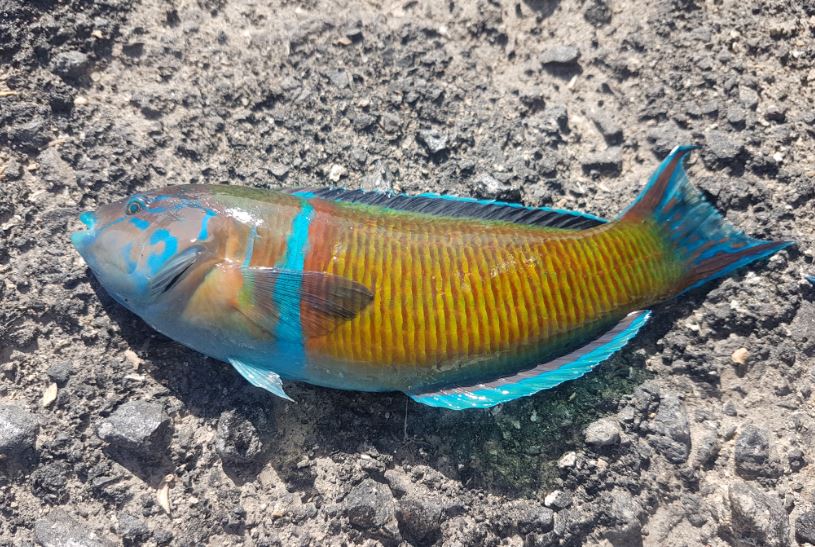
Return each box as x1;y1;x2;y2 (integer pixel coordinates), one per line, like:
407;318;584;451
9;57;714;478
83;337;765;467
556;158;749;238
288;188;607;230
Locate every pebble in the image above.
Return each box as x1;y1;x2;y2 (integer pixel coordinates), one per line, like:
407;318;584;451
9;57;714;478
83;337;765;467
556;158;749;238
96;400;171;458
584;0;612;26
795;510;815;545
540;45;581;66
603;491;644;546
734;424;776;480
647;393;691;464
34;508;116;547
728;481;789;547
764;104;786;123
544;489;572;510
417;129;448;154
342;478;400;539
327;164;347;182
558;451;578;469
215;409;264;465
591;113;623;145
705;130;744;163
738;87;760;110
0;404;39;457
580;148;622;176
118;512;151;544
51;51;92;80
395;495;443;544
584;417;621;447
46;361;74;386
787;448;806;472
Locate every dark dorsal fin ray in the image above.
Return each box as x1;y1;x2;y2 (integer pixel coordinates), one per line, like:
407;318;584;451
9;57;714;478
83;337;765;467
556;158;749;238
288;188;607;230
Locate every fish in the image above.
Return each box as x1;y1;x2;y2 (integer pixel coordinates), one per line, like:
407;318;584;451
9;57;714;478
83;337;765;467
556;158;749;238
71;146;792;410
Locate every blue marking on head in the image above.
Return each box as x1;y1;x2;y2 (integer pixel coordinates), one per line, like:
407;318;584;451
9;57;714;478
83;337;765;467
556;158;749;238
147;229;178;275
197;210;216;241
121;242;137;273
130;217;150;231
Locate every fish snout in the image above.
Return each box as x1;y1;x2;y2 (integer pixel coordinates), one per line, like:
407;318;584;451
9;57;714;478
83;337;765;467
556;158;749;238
70;211;97;252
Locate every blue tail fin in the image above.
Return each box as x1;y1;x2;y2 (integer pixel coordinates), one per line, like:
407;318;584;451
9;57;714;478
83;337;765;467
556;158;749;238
620;145;793;293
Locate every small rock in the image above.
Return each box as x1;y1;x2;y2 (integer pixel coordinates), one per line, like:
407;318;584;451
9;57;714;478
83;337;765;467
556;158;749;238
471;172;520;201
46;361;73;386
731;348;750;365
558;451;578;469
727;106;747;128
738;87;760;110
34;508;116;547
37;147;76;189
796;510;815;545
705;130;744;163
734;424;777;480
544;489;572;510
8;119;50;151
728;481;789;547
603;490;645;546
541;45;581;66
3;158;23;180
327;164;347;182
417;129;448;155
0;404;38;456
764;104;786;123
584;0;612;26
51;51;92;80
343;478;400;539
508;500;554;533
215;409;264;465
118;512;150;544
591;113;623;145
395;495;443;544
269;164;289;179
584;417;621;447
647;393;691;464
581;148;622;176
97;400;171;458
787;448;806;472
694;428;720;467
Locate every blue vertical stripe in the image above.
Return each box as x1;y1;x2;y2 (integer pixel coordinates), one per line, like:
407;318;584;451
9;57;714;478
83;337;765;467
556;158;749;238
243;225;258;267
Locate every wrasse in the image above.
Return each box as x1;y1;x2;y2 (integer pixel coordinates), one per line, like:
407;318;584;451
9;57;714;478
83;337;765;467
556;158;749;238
72;146;791;409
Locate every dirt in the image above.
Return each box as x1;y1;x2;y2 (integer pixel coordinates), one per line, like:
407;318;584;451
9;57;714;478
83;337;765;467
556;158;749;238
1;0;814;545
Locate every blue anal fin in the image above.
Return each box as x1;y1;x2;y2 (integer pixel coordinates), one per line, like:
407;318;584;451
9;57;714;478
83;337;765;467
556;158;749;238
229;358;294;402
408;310;651;410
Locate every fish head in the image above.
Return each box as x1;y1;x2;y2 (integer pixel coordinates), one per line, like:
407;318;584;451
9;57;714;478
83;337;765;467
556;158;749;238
71;188;218;311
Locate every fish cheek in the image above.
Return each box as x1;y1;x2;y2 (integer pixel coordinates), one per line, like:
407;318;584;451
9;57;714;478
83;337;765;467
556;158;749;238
180;263;272;342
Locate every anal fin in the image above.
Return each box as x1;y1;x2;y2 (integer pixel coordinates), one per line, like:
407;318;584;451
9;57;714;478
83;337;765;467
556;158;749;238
408;311;651;410
229;358;293;401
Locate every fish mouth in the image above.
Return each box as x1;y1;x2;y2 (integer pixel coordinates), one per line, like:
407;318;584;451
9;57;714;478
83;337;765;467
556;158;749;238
70;211;97;251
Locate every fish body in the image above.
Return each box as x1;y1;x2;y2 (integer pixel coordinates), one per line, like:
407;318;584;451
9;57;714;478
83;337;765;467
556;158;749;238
72;146;791;409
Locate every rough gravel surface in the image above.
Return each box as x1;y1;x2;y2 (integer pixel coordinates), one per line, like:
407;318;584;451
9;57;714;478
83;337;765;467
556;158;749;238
1;0;814;545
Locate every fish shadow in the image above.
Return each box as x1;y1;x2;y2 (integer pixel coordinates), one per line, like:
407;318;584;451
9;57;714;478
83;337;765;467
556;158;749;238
88;271;709;498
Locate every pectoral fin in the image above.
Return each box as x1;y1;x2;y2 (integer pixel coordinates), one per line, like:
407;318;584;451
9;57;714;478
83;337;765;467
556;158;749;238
225;264;374;338
229;358;293;401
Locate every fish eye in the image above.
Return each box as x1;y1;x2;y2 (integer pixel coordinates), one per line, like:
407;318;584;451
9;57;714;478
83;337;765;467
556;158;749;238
125;196;147;215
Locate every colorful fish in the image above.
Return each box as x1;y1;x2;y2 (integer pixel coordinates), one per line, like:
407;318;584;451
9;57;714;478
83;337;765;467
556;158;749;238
71;146;791;409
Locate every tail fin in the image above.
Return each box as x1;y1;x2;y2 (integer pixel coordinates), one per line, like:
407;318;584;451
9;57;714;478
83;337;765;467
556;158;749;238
620;145;793;293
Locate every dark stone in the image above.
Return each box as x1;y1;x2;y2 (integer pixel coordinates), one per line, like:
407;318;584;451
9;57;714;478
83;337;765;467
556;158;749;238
591;113;623;145
764;104;786;123
540;45;581;66
46;361;74;386
0;404;38;456
51;51;91;80
584;0;612;26
96;401;171;458
342;478;400;539
787;448;806;472
37;148;76;189
739;87;760;110
705;130;744;163
3;158;23;180
647;393;691;464
8;119;50;151
118;512;150;544
395;495;443;544
507;500;554;534
581;148;622;176
471;172;520;201
31;462;70;503
417;129;448;154
796;510;815;545
34;508;116;547
602;491;645;546
735;425;777;480
727;106;747;129
215;409;264;465
728;482;789;547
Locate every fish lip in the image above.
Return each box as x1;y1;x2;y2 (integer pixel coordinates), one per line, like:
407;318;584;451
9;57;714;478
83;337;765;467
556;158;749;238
71;211;97;252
